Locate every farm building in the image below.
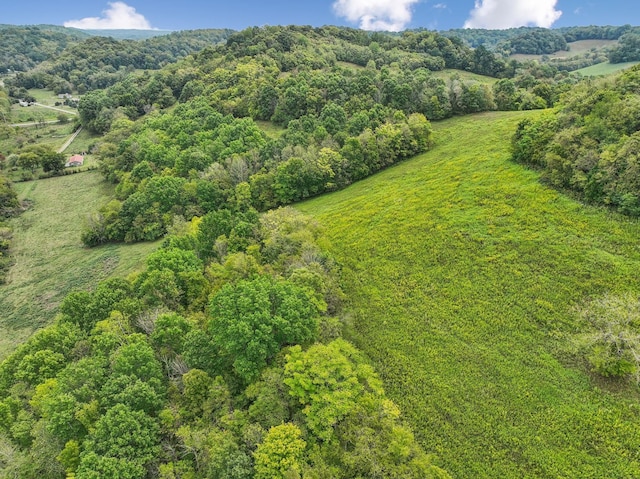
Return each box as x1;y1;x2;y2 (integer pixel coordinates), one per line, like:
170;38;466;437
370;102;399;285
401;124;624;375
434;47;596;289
65;155;84;167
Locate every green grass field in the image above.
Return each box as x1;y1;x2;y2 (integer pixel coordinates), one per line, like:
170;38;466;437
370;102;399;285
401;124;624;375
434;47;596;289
255;120;286;139
431;68;498;85
0;171;159;359
0;123;74;159
298;111;640;478
575;61;640;76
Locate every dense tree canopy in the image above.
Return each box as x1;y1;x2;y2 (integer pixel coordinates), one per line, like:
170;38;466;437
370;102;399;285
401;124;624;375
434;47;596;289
0;206;449;478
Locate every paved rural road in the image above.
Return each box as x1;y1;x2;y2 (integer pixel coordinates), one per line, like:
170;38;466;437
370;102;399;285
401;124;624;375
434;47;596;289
34;103;78;115
58;126;83;153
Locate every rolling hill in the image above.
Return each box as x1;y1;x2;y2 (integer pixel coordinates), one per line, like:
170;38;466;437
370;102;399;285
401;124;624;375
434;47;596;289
298;110;640;478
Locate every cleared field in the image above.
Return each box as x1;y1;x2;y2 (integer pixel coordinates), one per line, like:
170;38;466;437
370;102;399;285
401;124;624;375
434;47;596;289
255;120;286;139
431;68;498;84
0;172;159;359
1;122;74;158
28;88;77;112
299;111;640;478
510;39;618;61
575;61;640;76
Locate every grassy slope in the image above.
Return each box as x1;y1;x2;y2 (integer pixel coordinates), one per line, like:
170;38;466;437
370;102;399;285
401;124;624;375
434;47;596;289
0;172;158;359
431;69;498;85
575;61;640;76
298;111;640;478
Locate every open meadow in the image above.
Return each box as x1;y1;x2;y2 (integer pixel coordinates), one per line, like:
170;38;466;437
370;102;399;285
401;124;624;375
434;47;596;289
298;110;640;478
0;171;159;359
575;60;640;76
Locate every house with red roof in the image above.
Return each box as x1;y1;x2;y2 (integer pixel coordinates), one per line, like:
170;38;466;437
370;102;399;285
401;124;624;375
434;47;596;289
65;154;84;168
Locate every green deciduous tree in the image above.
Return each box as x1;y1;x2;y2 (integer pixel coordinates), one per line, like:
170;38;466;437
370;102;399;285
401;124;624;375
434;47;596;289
254;423;306;479
209;276;319;384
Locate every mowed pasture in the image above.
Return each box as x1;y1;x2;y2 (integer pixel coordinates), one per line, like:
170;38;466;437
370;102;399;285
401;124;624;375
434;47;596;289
298;111;640;478
0;171;158;359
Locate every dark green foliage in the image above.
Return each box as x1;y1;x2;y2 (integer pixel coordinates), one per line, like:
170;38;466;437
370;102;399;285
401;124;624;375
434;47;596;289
82;403;160;463
60;277;137;331
0;25;88;73
5;28;233;91
608;33;640;63
0;176;19;219
508;30;568;55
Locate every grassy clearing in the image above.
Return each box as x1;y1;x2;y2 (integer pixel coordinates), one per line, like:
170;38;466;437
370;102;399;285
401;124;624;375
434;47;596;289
510;39;618;61
575;61;640;76
255;120;286;139
10;104;63;123
1;122;74;154
28;88;77;112
336;60;366;71
0;171;159;359
431;68;498;85
298;111;640;478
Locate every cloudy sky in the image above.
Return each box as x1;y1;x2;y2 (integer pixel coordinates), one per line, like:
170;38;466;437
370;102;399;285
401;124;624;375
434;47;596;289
1;0;637;31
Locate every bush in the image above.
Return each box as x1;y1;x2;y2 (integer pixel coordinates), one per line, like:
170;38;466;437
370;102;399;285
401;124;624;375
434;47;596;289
576;293;640;382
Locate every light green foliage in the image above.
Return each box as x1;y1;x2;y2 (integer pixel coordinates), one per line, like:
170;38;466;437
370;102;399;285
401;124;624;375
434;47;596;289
82;404;160;464
209;276;319;384
576;293;640;380
151;313;192;355
57;440;80;475
299;111;640;477
284;339;383;441
177;425;252;479
14;349;65;385
180;369;231;424
110;341;164;385
254;423;306;479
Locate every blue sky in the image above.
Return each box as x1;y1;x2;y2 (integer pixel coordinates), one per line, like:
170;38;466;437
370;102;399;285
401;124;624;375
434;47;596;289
1;1;637;32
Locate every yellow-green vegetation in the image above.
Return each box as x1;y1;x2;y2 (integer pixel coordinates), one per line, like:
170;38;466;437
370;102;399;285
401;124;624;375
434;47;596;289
298;111;640;478
575;60;640;76
10;104;65;123
431;68;498;85
0;123;74;157
0;172;158;359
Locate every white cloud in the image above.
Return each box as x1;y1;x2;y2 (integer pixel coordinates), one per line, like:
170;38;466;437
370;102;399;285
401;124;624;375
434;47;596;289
433;3;447;9
464;0;562;29
64;2;154;30
333;0;421;31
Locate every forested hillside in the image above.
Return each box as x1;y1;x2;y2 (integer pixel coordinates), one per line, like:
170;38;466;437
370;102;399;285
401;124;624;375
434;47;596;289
74;25;583;247
0;25;88;73
5;29;234;93
512;64;640;215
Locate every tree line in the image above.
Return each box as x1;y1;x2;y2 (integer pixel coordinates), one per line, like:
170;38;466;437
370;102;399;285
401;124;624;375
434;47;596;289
75;25;583;246
511;64;640;216
4;28;233;94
